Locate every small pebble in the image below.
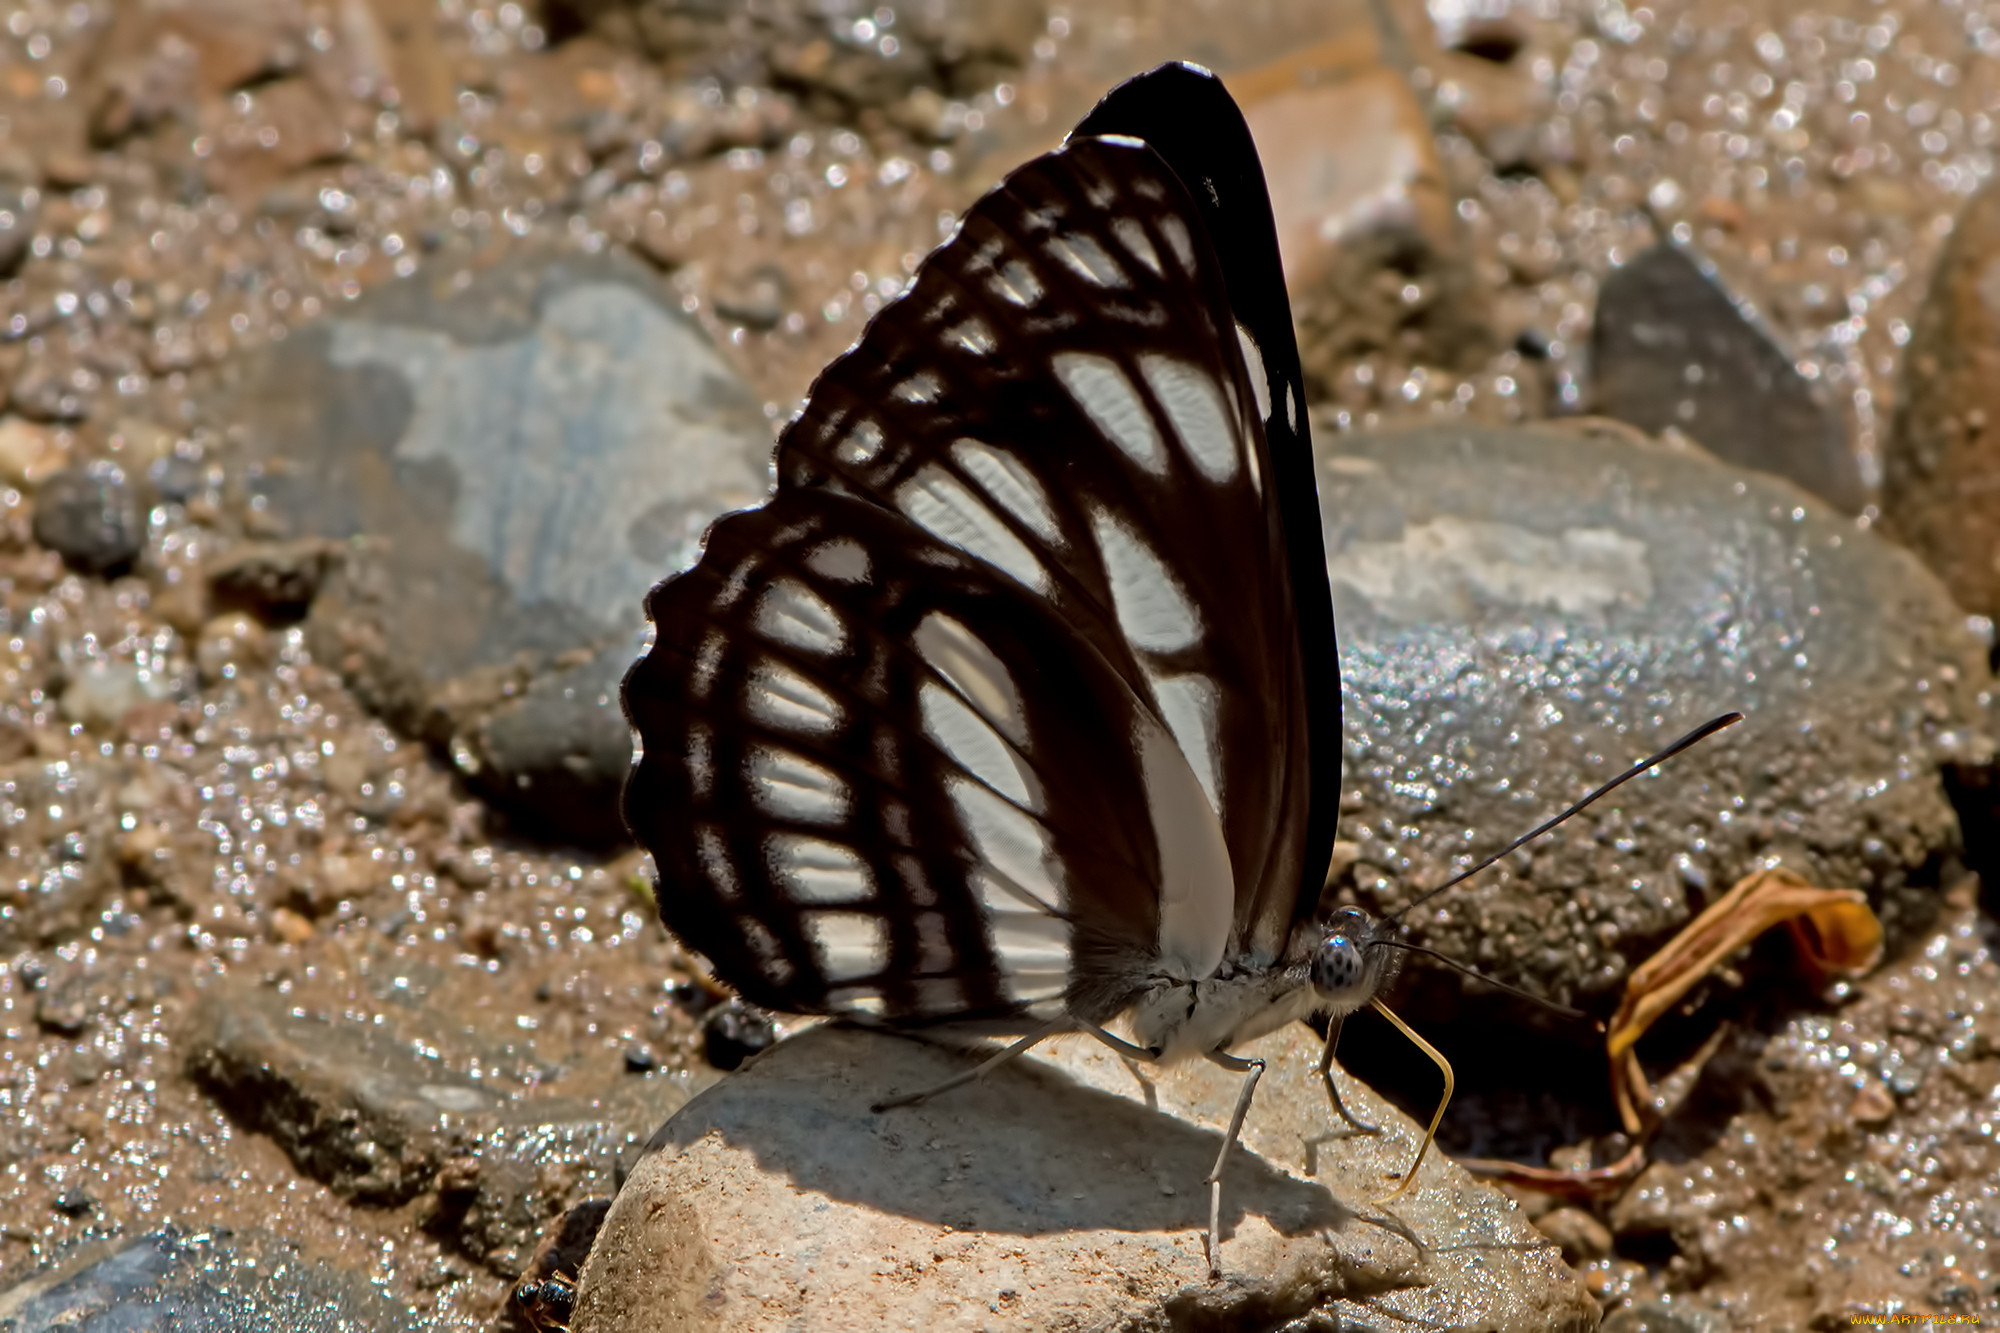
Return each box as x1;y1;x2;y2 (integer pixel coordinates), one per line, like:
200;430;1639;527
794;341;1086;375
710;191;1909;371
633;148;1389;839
267;907;315;945
0;414;63;488
624;1045;659;1074
702;999;776;1072
195;612;273;687
32;463;144;575
60;661;154;732
52;1189;95;1218
1847;1081;1896;1129
1535;1206;1614;1264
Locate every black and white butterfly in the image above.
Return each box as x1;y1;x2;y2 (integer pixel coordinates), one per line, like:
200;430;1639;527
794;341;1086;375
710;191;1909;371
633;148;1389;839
625;61;1457;1277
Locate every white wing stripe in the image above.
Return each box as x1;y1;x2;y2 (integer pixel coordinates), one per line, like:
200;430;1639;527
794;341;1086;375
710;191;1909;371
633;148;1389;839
1048;231;1128;288
1151;672;1224;818
1055;353;1167;475
1140;354;1238;483
896;465;1051;593
755;580;845;654
950;439;1061;544
1113;217;1163;275
922;684;1039;810
1090;509;1202;654
992;260;1043;306
766;833;872;902
1134;711;1233;980
749;746;848;823
914;612;1030;747
1234;323;1272;425
746;661;842;735
807;911;888;981
1159;215;1195;273
948;777;1061;910
805;538;871;584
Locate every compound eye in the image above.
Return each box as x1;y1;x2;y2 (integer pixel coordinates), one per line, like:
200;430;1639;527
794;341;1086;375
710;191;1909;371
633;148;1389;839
1312;935;1364;997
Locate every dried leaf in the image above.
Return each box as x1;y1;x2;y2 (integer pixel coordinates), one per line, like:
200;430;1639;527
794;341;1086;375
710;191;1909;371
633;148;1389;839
1459;1143;1647;1203
1607;867;1880;1133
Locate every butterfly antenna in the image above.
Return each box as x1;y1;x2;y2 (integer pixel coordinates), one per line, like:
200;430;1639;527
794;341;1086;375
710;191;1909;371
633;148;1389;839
1366;939;1589;1021
1392;712;1744;923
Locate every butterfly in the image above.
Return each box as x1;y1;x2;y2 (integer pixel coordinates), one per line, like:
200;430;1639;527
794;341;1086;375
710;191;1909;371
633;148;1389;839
623;60;1448;1278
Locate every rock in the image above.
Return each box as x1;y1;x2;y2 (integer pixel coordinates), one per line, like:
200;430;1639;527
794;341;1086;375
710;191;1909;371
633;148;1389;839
711;262;791;331
0;762;123;948
1535;1206;1613;1265
572;1023;1596;1332
31;955;166;1040
1317;423;1990;1013
204;537;339;619
1844;1080;1895;1129
85;0;310;147
34;975;95;1036
9;359;92;424
1880;177;2000;625
1435;45;1555;176
1590;243;1863;514
182;976;701;1273
220;247;771;845
31;463;145;575
555;0;1042;108
0;1227;406;1331
193;611;274;686
0;415;65;489
1235;41;1488;384
59;660;164;732
50;1188;94;1217
0;179;34;279
510;1197;610;1329
700;998;774;1071
1599;1306;1717;1333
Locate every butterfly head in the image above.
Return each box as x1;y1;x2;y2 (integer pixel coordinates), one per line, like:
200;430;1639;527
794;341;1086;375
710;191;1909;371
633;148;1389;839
1308;906;1401;1013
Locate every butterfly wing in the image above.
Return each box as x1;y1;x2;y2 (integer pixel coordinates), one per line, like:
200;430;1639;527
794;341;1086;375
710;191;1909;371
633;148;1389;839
774;133;1315;960
1073;63;1341;950
623;69;1330;1024
623;488;1234;1022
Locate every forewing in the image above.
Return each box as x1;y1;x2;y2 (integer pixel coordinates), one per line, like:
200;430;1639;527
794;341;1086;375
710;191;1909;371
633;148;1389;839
1073;62;1341;950
774;133;1312;963
622;490;1234;1023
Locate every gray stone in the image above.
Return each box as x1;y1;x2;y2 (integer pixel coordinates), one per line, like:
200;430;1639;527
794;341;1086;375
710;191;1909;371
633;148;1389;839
572;1023;1597;1333
0;1227;406;1332
1318;423;1990;1013
31;464;144;575
1879;175;2000;626
182;977;704;1273
1590;243;1864;514
219;247;772;845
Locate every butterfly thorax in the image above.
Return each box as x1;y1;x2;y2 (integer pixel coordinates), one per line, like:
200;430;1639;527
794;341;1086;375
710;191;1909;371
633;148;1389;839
1123;906;1403;1063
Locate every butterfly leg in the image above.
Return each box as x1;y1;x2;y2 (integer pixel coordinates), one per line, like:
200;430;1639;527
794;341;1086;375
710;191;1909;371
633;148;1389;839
1200;1049;1266;1281
871;1021;1068;1112
1317;1015;1380;1135
1366;998;1454;1203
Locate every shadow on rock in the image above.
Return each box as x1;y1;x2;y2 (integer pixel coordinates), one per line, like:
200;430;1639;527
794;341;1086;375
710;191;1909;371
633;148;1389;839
654;1024;1355;1243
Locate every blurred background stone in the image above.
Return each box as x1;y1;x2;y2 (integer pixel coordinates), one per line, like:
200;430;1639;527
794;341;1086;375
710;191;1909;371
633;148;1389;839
1590;244;1863;514
1881;177;2000;636
221;248;771;845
